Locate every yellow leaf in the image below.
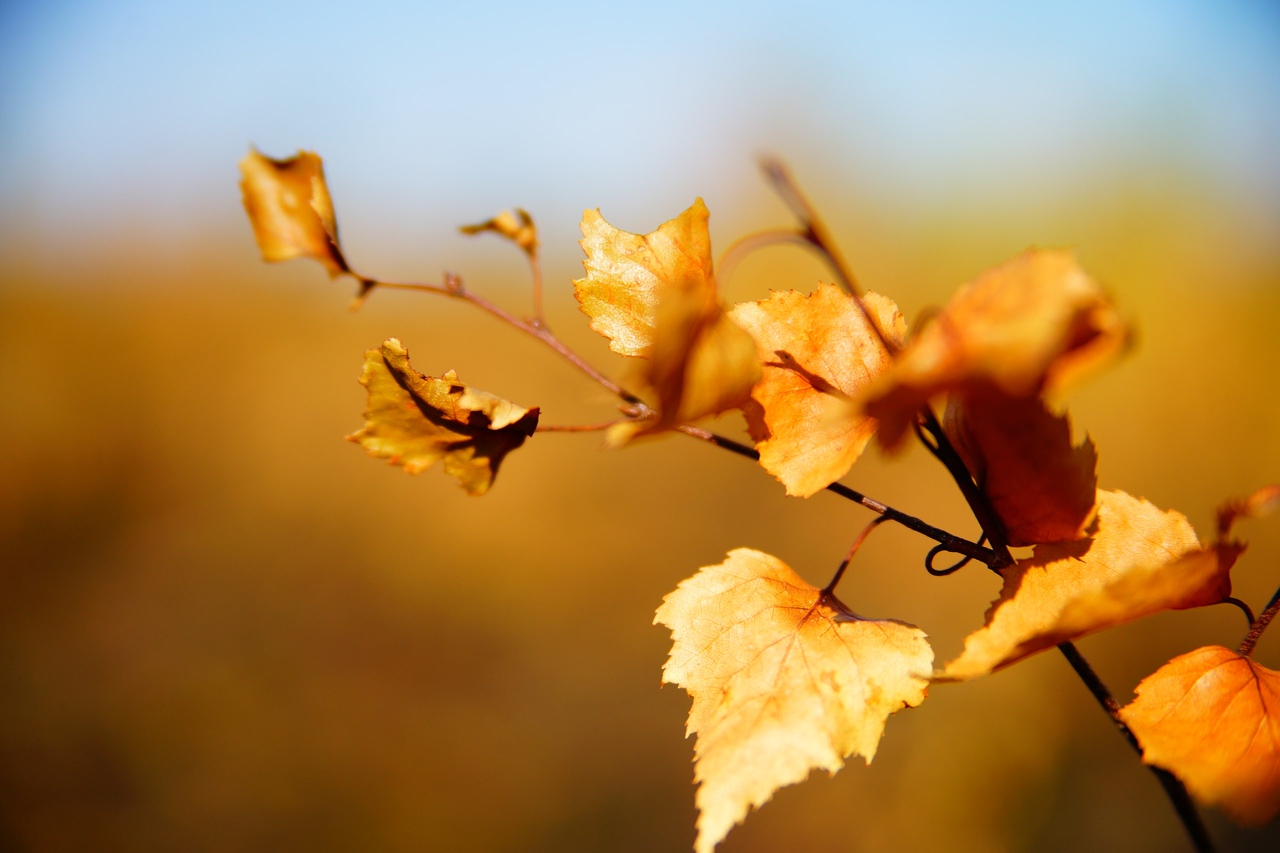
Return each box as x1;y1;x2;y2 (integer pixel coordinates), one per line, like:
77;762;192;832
574;200;759;443
655;549;932;853
460;208;538;257
943;389;1097;545
1120;646;1280;825
574;199;714;358
239;148;348;277
941;490;1239;680
865;249;1130;448
729;286;905;497
347;339;539;495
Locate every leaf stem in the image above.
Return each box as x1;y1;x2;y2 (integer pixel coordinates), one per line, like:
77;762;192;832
1238;585;1280;657
821;516;889;596
1057;642;1216;853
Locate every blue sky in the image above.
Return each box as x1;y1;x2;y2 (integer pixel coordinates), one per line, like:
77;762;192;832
1;0;1277;264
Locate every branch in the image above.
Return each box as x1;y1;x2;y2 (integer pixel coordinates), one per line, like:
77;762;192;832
1238;585;1280;657
1058;643;1216;853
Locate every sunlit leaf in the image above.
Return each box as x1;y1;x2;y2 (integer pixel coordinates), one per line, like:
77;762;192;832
656;549;932;853
865;249;1130;448
943;390;1097;545
460;208;538;258
239;148;349;277
347;338;539;495
1120;646;1280;825
729;286;905;497
941;490;1239;680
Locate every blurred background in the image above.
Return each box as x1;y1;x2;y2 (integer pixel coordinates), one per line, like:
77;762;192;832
2;1;1279;851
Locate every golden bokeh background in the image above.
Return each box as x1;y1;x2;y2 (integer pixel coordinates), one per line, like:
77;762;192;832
2;2;1279;851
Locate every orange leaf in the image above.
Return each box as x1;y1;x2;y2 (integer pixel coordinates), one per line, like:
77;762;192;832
574;199;714;358
239;148;349;277
1217;483;1280;538
941;490;1240;680
865;249;1130;448
655;549;932;853
943;390;1097;545
347;339;539;495
459;208;539;258
729;286;905;497
574;201;759;443
1120;646;1280;825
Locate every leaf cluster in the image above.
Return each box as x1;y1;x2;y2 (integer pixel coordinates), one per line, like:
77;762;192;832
241;149;1279;853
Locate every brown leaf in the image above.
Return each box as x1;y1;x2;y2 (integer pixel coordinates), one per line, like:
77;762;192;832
239;148;349;277
941;490;1240;680
865;249;1130;448
943;390;1097;545
655;549;932;853
1120;646;1280;825
728;286;905;497
573;200;759;443
460;208;538;258
347;338;539;495
1217;483;1280;538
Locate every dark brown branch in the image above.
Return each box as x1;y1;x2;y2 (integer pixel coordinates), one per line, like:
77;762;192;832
1239;585;1280;657
1058;643;1216;853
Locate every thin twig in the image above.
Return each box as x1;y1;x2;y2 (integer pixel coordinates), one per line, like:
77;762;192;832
675;425;1003;567
1239;585;1280;657
536;421;619;433
1058;643;1216;853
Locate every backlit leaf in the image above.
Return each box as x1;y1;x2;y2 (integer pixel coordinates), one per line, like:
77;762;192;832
239;148;349;277
729;286;905;497
865;249;1130;448
460;208;539;258
941;490;1239;680
347;338;539;495
1120;646;1280;825
656;549;932;853
943;390;1097;545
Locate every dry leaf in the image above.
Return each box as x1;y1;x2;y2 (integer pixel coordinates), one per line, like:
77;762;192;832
239;148;349;277
460;208;538;257
865;249;1130;448
574;200;759;443
941;490;1239;680
729;286;905;497
1217;483;1280;538
574;199;714;357
943;390;1097;545
347;338;539;495
1120;646;1280;824
655;549;932;853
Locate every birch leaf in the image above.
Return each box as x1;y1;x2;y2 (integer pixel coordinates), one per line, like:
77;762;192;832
347;339;539;495
239;148;348;277
655;549;932;853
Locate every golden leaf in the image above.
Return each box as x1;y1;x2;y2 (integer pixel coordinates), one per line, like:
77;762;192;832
574;200;759;443
459;208;538;257
655;549;932;853
347;339;539;495
239;148;348;277
1120;646;1280;825
941;490;1239;680
865;249;1130;448
574;199;713;357
943;389;1097;545
729;286;905;497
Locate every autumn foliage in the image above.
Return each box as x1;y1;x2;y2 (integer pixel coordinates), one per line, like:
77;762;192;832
241;148;1280;852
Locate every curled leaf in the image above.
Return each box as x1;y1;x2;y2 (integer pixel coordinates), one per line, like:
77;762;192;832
347;339;539;495
865;249;1130;448
1217;483;1280;538
943;390;1097;545
460;208;538;257
1120;646;1280;825
941;490;1240;680
729;286;905;497
655;549;932;853
239;148;349;277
